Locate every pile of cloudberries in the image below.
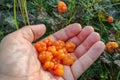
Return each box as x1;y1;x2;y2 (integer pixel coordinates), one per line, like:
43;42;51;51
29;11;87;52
34;38;76;76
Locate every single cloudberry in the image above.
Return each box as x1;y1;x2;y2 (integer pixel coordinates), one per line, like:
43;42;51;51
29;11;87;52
56;49;65;60
53;63;64;76
34;42;40;49
65;41;76;52
62;54;75;66
53;40;65;50
47;46;57;56
107;16;114;23
55;49;65;60
38;51;53;63
43;38;53;46
34;41;47;53
43;61;54;71
57;1;67;13
106;41;119;53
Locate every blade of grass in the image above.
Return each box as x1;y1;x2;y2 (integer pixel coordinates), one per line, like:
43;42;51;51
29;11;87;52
18;0;26;25
24;0;30;25
13;0;19;30
117;71;120;80
17;0;30;25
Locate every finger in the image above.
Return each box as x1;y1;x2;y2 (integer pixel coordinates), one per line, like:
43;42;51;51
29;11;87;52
68;26;94;46
51;23;82;41
63;32;100;80
63;66;74;80
74;32;100;58
71;41;105;79
12;24;46;42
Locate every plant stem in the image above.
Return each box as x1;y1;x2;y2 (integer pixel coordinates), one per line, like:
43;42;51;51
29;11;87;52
24;0;30;25
13;0;19;30
117;71;120;80
18;0;26;25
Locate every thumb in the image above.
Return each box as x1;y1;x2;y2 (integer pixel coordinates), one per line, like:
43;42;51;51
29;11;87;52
16;24;46;42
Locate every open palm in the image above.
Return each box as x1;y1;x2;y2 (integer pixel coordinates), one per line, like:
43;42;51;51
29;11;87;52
0;23;105;80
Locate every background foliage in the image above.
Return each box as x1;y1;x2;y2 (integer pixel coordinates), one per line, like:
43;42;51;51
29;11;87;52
0;0;120;80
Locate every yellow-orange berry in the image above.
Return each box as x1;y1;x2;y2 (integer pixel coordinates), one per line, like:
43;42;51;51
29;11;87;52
62;54;75;66
43;61;54;71
34;41;47;53
38;51;53;63
53;40;65;50
107;16;114;23
47;46;57;56
34;42;40;49
57;1;67;13
65;41;76;53
53;63;64;76
43;38;53;47
106;41;119;53
56;49;65;60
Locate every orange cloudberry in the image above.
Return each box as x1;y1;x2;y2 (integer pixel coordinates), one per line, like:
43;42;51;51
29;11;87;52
34;41;47;53
62;54;75;65
106;41;119;53
107;16;114;23
38;51;53;63
65;41;76;53
43;38;53;47
53;63;64;76
57;1;67;13
43;61;54;71
53;40;65;50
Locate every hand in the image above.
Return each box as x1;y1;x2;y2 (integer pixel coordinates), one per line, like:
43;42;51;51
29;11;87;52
0;23;105;80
